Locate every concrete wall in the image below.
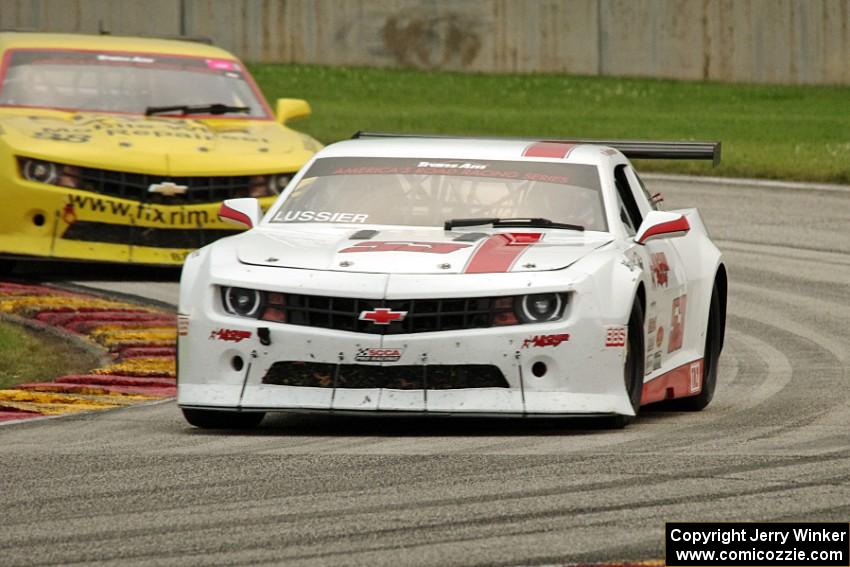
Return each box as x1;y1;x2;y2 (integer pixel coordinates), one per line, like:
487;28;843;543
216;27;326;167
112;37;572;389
2;0;848;85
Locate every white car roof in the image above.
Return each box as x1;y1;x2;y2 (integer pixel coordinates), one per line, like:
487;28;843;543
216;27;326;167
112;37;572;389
315;137;619;167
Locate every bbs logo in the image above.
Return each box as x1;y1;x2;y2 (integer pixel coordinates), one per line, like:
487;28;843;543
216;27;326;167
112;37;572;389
605;326;626;347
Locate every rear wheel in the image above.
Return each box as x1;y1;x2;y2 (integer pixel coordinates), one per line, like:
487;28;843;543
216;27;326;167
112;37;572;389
676;283;721;411
608;299;645;428
181;408;265;429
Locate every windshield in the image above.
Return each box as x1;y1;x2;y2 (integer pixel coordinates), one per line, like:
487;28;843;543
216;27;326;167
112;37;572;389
269;157;608;231
0;49;269;118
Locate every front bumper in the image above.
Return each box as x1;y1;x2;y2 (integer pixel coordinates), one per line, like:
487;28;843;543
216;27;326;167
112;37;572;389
178;285;635;417
0;177;276;265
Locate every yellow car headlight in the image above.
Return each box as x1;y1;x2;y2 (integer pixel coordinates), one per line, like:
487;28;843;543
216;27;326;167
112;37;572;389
248;173;292;198
18;157;80;189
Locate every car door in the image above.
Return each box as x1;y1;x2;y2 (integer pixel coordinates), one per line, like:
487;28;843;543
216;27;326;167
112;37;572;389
614;164;689;379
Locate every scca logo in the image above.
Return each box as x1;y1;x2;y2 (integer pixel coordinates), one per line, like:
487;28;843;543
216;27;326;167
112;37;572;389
355;347;405;362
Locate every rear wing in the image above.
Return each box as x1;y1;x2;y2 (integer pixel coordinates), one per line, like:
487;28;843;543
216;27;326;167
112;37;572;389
351;131;721;166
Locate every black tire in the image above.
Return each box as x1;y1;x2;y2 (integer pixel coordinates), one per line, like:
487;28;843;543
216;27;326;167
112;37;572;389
676;283;721;411
0;259;17;276
182;408;265;429
608;299;645;428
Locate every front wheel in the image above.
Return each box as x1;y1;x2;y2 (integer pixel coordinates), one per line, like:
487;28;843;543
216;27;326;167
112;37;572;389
608;299;645;428
181;408;265;429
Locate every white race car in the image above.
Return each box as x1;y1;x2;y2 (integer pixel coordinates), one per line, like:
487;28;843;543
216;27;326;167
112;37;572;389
177;133;727;428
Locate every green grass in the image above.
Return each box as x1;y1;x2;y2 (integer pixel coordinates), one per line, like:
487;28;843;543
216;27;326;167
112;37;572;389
250;64;850;183
0;320;97;389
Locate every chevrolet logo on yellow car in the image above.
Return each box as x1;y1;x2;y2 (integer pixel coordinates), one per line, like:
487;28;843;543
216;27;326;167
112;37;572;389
0;32;321;267
148;182;189;197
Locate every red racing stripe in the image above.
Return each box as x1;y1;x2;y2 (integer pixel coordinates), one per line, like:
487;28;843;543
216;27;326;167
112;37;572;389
522;141;577;159
464;233;542;274
640;359;704;405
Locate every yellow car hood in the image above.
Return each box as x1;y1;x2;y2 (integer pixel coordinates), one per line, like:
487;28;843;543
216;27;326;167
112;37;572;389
0;111;318;176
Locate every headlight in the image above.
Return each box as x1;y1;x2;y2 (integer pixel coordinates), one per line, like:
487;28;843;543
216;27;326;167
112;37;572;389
516;293;565;323
222;287;264;317
248;173;292;197
22;159;57;184
268;174;291;195
19;158;80;188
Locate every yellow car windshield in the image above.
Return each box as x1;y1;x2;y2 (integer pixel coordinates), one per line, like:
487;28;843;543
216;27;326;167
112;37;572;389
0;48;270;118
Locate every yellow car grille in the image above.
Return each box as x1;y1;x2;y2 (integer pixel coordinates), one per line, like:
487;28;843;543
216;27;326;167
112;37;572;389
71;166;260;204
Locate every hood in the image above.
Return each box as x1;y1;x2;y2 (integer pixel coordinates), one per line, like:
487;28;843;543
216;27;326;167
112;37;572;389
237;227;613;274
0;111;316;175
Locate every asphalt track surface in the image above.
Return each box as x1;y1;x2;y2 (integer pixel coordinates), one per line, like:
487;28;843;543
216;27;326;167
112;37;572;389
2;178;849;566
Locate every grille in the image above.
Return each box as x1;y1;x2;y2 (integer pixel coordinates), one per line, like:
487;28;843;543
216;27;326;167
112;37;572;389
71;167;262;204
262;293;518;334
263;361;509;389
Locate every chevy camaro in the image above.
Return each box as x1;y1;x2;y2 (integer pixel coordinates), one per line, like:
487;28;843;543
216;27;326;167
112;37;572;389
177;133;727;428
0;32;320;269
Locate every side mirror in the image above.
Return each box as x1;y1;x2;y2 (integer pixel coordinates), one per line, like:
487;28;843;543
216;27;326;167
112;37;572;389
219;198;262;229
275;98;311;124
635;211;690;245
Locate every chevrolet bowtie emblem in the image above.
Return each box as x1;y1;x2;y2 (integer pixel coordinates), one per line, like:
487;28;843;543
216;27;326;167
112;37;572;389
148;181;189;196
359;308;407;325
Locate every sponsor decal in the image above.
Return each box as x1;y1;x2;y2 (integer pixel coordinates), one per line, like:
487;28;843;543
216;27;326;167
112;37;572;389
656;325;664;348
355;347;405;362
340;241;471;254
653;351;662;370
521;333;570;348
359;308;407;325
206;58;240;71
605;326;626;347
668;294;687;353
65;194;209;226
98;54;155;64
645;354;653;375
688;360;702;393
177;315;190;336
417;161;487;170
647;316;657;334
209;328;252;343
650;252;670;288
31;118;270;144
33;129;90;143
625;253;645;272
313;158;580;185
273;210;369;223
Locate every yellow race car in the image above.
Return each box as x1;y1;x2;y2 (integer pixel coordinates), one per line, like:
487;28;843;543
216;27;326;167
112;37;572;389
0;32;321;267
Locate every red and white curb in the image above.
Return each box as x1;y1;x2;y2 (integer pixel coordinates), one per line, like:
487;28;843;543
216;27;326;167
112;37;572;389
0;281;176;423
